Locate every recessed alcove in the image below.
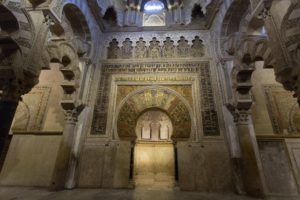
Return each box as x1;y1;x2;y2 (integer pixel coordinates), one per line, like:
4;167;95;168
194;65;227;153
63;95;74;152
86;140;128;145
134;109;175;189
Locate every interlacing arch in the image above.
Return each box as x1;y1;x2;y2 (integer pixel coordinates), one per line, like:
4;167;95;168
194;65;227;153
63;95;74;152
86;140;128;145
0;1;35;59
218;0;275;69
57;0;102;61
236;37;276;68
281;2;300;66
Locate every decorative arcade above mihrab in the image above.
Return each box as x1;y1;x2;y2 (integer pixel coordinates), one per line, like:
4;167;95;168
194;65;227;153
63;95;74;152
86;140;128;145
106;36;206;59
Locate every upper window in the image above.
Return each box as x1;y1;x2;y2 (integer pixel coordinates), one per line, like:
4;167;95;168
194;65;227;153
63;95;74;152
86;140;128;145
144;0;165;14
143;0;166;27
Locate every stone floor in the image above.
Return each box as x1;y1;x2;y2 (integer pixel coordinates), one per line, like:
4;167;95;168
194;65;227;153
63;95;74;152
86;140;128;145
0;187;299;200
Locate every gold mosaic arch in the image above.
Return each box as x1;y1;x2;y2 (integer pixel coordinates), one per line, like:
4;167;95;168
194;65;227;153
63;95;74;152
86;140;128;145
116;86;193;140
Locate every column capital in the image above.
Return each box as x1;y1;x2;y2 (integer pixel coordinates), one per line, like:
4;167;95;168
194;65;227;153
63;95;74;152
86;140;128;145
64;110;79;124
236;110;250;125
225;103;250;124
64;104;85;123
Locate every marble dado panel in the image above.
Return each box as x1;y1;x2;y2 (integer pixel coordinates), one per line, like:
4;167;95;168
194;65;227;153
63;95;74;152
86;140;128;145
285;139;300;192
91;61;220;137
264;85;300;134
258;140;299;195
12;86;51;132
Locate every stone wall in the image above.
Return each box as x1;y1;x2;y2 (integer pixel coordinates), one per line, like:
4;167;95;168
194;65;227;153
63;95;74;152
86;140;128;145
78;141;131;188
177;140;233;191
257;138;300;196
251;62;279;135
0;134;61;187
251;62;300;135
0;63;65;186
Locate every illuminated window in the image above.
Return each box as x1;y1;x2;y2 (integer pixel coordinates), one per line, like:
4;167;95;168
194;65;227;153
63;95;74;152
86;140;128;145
143;0;166;26
144;0;165;14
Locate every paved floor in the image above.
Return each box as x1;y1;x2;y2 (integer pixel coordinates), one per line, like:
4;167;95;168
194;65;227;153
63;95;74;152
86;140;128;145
0;187;299;200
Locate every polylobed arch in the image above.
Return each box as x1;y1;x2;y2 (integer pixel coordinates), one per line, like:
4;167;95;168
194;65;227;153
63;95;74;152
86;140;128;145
61;3;92;56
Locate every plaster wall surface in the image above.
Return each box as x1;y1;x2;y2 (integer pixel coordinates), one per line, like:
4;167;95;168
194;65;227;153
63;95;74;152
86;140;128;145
40;64;65;132
251;62;280;135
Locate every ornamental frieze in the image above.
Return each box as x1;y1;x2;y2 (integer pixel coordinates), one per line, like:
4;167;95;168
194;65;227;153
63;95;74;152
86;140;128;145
106;36;206;59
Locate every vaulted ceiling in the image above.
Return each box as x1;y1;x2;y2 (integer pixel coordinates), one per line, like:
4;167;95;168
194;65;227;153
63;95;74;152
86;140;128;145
88;0;222;32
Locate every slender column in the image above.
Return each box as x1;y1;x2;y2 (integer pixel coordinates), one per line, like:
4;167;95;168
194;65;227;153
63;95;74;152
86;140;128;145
51;110;79;190
235;110;266;197
228;58;267;197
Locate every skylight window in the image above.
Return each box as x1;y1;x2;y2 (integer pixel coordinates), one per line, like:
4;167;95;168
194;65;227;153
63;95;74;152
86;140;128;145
144;0;165;14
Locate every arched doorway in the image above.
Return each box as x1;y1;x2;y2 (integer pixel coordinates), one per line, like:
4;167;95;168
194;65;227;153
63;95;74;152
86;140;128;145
134;109;175;189
116;86;193;189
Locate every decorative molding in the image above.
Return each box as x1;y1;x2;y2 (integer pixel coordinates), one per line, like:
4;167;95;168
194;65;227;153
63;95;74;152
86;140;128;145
106;36;206;59
91;61;220;137
263;85;300;135
12;86;51;132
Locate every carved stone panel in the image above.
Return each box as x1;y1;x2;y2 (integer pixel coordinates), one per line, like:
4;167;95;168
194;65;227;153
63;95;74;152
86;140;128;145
191;36;205;57
162;37;175;58
177;36;190;57
91;62;219;137
121;38;133;59
136;110;172;141
135;37;147;58
149;37;161;58
117;87;191;139
264;85;300;134
106;36;207;59
12;86;51;131
107;39;120;59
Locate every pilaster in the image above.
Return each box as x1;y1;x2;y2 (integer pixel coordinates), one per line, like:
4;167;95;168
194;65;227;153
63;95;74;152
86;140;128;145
227;57;267;197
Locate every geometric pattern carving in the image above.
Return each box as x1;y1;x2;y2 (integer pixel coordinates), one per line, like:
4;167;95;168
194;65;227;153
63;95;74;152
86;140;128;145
121;38;133;59
91;62;219;136
149;37;161;58
162;37;175;58
135;37;148;58
264;85;300;134
199;64;219;136
107;38;120;59
177;36;190;57
191;36;205;57
106;36;206;59
12;86;51;131
117;87;191;139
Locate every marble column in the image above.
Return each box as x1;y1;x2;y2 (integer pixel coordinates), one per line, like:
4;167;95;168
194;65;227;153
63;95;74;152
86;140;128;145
228;57;267;196
236;110;266;197
51;110;78;190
